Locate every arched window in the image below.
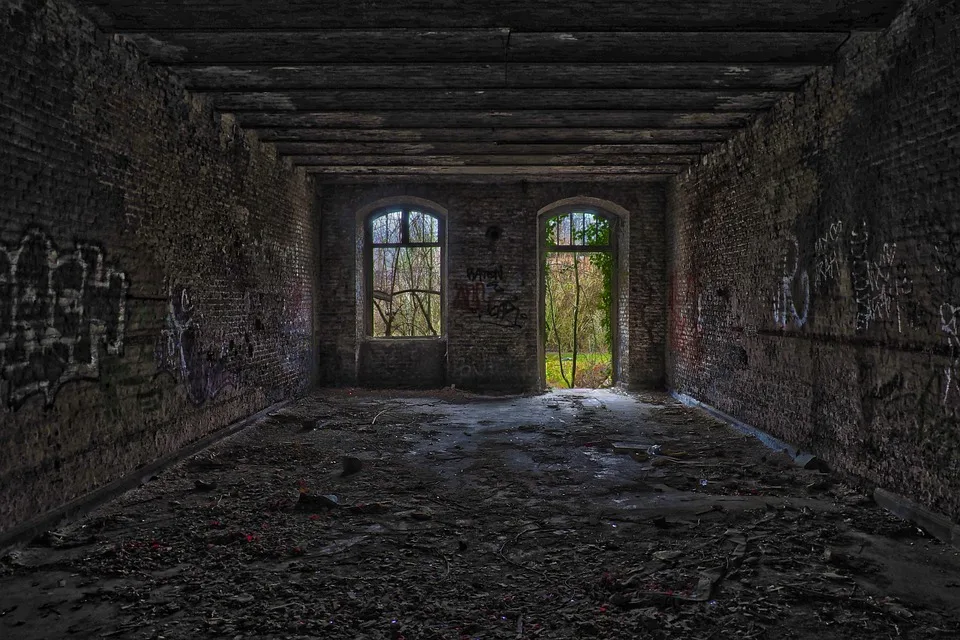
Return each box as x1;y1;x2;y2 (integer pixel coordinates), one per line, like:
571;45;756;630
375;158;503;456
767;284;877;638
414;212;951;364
366;207;444;337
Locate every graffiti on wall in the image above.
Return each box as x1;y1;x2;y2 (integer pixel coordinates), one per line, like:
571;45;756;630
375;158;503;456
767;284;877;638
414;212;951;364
814;220;844;287
453;264;527;329
156;285;244;405
773;236;810;329
849;222;914;333
941;303;960;407
0;230;127;408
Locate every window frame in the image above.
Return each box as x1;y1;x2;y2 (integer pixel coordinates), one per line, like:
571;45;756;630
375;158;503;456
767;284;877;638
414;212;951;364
364;206;446;339
544;208;614;253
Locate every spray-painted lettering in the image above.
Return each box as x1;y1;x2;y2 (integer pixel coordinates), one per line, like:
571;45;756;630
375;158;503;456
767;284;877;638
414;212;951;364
814;220;844;287
454;264;526;329
850;222;913;333
0;230;128;408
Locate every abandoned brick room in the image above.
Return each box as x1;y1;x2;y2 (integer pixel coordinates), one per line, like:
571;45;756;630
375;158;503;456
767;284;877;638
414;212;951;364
1;0;959;637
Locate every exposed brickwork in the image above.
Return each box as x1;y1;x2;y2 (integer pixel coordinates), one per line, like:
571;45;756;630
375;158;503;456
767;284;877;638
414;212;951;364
667;0;960;519
0;0;315;534
316;183;666;391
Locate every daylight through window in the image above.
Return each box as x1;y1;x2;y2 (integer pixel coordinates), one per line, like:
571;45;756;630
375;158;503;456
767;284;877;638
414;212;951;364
368;207;443;337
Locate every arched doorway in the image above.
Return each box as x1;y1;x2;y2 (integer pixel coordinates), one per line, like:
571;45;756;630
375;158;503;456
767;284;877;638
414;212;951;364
538;199;628;389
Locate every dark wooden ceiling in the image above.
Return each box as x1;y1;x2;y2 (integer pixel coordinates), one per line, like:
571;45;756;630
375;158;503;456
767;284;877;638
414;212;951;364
76;1;905;183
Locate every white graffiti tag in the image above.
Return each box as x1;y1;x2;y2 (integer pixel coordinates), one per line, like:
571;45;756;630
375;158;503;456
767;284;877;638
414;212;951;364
814;220;844;287
0;230;127;407
773;237;810;329
850;222;912;333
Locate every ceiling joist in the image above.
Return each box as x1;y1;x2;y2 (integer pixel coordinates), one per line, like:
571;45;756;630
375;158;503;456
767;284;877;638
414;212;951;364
73;0;906;181
232;111;757;129
80;1;904;32
171;63;819;92
250;129;733;145
125;31;849;65
209;89;786;113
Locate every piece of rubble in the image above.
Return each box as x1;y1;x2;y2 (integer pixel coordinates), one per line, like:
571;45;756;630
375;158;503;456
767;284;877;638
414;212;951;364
795;453;830;472
342;455;363;476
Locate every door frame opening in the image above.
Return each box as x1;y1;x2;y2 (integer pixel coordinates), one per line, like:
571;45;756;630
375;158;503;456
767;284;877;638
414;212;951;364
537;197;629;390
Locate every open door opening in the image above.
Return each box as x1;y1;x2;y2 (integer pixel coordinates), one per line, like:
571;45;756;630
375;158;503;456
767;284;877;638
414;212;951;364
543;210;616;389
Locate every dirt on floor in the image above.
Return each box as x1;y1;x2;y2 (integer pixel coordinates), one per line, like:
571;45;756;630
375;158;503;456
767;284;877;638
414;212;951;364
2;388;960;640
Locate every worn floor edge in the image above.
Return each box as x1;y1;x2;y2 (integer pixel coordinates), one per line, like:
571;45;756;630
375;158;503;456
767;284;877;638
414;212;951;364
0;397;293;553
672;390;960;550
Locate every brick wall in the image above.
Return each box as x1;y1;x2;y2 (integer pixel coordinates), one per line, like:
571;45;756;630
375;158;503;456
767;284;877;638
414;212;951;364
667;0;960;519
316;182;666;391
0;0;316;535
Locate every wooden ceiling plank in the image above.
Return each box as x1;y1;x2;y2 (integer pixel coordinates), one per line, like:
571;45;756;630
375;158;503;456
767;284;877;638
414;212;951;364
301;165;687;175
79;1;905;32
250;128;734;144
232;111;756;128
209;89;786;112
120;31;848;65
272;142;708;155
310;174;673;184
171;63;819;91
288;154;698;166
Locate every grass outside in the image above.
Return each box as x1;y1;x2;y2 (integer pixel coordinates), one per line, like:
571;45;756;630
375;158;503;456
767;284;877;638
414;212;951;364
545;351;612;388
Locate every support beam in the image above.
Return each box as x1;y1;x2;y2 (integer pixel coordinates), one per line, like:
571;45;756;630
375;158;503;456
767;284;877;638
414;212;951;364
171;63;819;91
289;154;698;166
302;165;686;176
208;89;786;112
232;112;757;129
249;128;734;145
79;1;905;31
273;142;709;155
121;31;849;65
311;174;673;184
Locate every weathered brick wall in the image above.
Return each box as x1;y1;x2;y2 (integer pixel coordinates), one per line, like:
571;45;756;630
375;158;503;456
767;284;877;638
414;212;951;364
0;0;316;535
667;0;960;519
316;182;665;391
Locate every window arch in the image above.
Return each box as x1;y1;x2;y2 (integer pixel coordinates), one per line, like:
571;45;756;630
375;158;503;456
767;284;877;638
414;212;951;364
366;206;444;337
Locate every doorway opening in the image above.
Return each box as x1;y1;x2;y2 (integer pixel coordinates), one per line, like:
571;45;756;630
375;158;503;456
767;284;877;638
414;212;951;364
543;210;615;389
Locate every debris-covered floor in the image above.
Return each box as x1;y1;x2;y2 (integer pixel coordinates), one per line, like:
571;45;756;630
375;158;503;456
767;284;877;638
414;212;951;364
3;389;960;639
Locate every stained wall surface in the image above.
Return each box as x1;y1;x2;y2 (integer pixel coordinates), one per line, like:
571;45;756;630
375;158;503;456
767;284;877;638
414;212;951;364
0;0;315;534
668;0;960;519
316;183;667;391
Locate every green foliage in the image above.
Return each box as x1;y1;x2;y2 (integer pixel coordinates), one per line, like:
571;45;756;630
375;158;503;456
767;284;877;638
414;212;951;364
545;352;612;388
543;211;614;388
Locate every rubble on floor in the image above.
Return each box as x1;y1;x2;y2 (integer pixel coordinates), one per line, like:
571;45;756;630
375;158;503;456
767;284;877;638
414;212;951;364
2;389;959;639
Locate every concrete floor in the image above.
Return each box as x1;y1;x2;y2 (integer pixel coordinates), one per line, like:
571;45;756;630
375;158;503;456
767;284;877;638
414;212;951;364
2;388;959;639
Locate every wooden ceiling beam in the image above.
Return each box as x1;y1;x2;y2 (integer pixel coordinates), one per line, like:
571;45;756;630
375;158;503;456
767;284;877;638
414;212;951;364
273;142;709;155
232;111;756;129
120;31;849;65
302;165;687;176
209;89;785;112
251;128;731;145
171;63;819;91
311;174;673;184
288;154;698;167
79;1;905;32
